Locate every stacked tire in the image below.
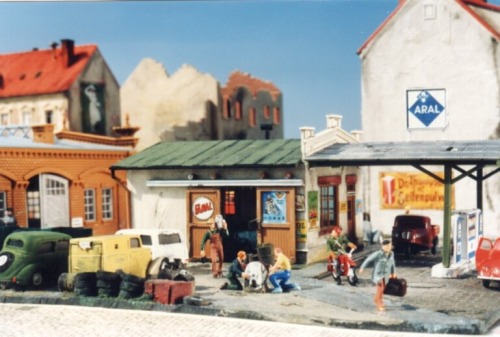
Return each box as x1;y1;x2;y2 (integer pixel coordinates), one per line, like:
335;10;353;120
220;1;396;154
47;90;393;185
118;272;145;299
74;272;97;297
96;271;121;297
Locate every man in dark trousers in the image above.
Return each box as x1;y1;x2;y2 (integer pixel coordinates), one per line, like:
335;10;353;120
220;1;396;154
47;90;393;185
200;215;229;278
221;250;248;290
359;239;397;312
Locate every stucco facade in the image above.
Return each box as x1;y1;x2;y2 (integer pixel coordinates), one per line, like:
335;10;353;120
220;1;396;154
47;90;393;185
359;0;500;236
0;39;122;137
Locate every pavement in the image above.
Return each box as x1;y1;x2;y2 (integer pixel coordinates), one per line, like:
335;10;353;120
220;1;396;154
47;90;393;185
0;244;499;335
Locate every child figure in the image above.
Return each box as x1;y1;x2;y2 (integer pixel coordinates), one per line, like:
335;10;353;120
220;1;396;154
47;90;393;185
359;239;396;312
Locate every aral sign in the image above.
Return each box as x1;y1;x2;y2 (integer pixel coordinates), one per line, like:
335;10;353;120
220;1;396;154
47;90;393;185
407;89;446;129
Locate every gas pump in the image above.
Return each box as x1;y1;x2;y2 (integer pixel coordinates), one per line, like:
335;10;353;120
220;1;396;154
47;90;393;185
451;209;483;267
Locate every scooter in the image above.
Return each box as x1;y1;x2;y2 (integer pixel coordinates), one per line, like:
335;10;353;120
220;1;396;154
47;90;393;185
327;249;358;286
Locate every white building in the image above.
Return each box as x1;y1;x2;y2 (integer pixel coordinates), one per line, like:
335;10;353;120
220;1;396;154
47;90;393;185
358;0;500;237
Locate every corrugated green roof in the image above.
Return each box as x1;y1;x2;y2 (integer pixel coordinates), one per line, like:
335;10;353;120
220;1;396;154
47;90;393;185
112;139;302;170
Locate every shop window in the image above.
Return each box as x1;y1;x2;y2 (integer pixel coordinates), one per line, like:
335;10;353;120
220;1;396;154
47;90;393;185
84;189;96;221
318;175;341;234
102;188;114;220
224;190;236;215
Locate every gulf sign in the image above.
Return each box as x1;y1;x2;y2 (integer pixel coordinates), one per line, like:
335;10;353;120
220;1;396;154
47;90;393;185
192;196;214;221
407;89;446;129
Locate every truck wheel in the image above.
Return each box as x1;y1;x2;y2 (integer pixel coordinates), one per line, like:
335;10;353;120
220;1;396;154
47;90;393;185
58;273;69;292
32;272;44;287
431;237;439;255
405;245;412;259
482;280;491;288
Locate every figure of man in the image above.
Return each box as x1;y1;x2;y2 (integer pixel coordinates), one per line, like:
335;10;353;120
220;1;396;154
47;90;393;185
1;208;17;227
269;247;300;293
359;239;397;312
326;226;357;284
221;250;248;290
200;215;229;278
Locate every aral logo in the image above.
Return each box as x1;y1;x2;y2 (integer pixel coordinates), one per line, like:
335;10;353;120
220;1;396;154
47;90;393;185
408;91;444;127
192;196;214;221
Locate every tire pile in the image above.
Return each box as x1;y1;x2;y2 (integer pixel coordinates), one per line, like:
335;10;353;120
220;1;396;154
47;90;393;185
72;271;145;299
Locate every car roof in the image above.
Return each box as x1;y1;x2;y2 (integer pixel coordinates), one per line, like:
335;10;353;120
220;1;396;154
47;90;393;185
116;228;183;235
6;231;71;241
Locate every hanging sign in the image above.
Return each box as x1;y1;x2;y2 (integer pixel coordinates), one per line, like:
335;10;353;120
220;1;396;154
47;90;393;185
192;196;215;221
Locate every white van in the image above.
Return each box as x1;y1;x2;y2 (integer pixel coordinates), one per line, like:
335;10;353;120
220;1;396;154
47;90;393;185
116;228;189;269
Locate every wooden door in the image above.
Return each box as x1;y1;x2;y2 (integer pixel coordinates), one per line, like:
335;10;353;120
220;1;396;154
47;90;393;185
187;189;220;258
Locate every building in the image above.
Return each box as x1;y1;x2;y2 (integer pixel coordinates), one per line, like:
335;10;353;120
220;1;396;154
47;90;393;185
0;124;136;235
111;115;361;264
121;58;283;151
358;0;500;236
0;39;121;137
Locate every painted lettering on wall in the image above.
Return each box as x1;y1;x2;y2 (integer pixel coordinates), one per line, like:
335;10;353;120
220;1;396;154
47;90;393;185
379;172;455;210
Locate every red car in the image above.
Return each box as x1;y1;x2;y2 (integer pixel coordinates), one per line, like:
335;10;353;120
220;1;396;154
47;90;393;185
391;214;440;259
476;237;500;288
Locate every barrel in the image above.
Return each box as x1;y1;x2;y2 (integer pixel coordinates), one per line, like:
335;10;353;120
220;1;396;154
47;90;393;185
257;243;274;267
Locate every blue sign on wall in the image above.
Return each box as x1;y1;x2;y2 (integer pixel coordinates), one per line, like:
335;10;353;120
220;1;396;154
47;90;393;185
407;89;446;129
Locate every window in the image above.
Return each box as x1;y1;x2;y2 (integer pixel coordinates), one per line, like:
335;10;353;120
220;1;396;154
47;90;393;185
37;242;55;254
55;240;69;252
102;188;113;220
22;111;32;125
273;107;281;124
46;178;66;196
224;190;236;215
0;191;5;217
27;191;41;219
159;233;182;245
235;101;242;120
318;176;341;233
264;106;270;119
249;108;256;127
130;237;140;248
0;113;8;125
84;189;96;221
45;110;53;124
140;235;153;246
226;100;232;118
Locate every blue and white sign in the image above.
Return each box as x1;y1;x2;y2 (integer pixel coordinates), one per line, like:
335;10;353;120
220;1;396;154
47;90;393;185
407;89;446;129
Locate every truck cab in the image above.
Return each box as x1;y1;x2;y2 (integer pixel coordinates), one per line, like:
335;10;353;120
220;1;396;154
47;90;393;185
391;214;440;258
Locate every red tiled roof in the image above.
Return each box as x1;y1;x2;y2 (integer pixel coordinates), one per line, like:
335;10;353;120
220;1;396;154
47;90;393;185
0;42;97;98
357;0;500;55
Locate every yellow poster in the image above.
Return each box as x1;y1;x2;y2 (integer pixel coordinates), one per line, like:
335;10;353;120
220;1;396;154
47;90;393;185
296;220;307;243
379;172;455;210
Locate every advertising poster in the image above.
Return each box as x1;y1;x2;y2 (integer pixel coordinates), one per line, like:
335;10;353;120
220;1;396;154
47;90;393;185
296;220;307;242
307;191;318;227
379;171;455;210
262;191;287;224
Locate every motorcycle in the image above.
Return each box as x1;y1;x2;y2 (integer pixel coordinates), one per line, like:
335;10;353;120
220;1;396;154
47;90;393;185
327;249;358;286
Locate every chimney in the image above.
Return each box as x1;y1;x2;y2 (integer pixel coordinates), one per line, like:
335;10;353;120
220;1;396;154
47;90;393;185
61;39;75;67
32;124;55;144
326;114;342;129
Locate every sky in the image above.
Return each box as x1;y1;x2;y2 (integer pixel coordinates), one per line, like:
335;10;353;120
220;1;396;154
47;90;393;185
1;0;500;138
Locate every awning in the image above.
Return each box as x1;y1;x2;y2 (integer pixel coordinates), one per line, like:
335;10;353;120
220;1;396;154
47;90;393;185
147;179;304;188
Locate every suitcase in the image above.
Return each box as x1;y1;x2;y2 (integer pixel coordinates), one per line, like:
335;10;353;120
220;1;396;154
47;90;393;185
384;278;407;297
